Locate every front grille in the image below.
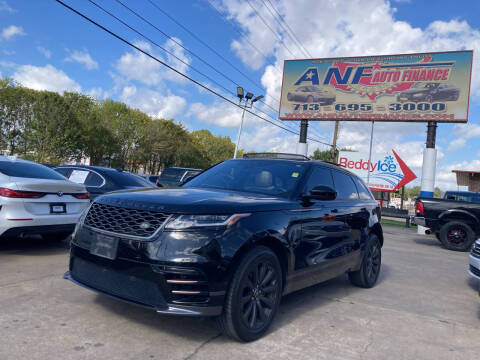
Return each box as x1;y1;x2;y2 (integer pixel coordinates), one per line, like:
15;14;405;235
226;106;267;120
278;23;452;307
84;202;169;238
71;256;166;307
471;242;480;259
470;265;480;277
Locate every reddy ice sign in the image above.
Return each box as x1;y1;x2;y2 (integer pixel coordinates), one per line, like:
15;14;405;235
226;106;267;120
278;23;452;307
279;51;473;122
338;150;417;192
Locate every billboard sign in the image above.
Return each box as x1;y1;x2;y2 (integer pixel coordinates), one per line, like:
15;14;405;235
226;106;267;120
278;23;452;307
279;51;473;122
339;150;417;192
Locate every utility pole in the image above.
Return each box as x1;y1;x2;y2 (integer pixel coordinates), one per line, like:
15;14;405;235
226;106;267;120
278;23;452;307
331;120;339;162
297;120;308;156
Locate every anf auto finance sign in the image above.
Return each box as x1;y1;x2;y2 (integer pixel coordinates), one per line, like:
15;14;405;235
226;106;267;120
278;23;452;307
279;51;473;122
339;150;417;192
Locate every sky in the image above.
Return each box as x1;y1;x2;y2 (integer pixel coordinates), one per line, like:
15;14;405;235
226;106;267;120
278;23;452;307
1;0;480;190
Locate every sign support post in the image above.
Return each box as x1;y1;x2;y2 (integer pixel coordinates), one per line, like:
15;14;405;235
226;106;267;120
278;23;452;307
366;121;375;187
297;119;308;156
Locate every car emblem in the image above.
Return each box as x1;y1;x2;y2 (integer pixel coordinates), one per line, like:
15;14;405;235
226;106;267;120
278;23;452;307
140;222;151;230
57;192;63;197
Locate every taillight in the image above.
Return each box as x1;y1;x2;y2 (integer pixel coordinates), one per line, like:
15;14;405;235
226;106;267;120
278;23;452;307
0;188;46;198
73;192;90;200
416;201;424;214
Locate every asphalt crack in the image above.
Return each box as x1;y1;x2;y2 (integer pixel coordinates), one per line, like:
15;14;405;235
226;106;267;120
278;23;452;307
183;333;222;360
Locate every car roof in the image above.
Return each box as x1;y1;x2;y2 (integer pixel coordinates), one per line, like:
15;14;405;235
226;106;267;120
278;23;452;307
163;167;202;171
445;190;480;195
54;164;124;173
0;155;32;164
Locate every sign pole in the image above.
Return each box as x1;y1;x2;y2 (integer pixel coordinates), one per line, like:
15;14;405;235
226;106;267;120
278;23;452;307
366;121;375;187
297;119;308;156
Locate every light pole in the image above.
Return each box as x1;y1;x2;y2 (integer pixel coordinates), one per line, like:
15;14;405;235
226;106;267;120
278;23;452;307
233;86;263;159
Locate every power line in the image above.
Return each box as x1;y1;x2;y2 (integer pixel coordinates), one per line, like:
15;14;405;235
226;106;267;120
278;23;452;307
88;0;315;143
145;0;280;106
204;0;282;75
260;0;309;58
244;0;297;58
263;0;312;58
55;0;332;147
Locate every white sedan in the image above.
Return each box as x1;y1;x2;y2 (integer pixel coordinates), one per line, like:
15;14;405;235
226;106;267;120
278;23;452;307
0;156;90;241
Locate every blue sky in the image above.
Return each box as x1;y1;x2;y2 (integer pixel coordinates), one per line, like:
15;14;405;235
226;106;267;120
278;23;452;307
1;0;480;189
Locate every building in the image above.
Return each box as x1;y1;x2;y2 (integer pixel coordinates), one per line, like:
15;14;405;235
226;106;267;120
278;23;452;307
452;170;480;192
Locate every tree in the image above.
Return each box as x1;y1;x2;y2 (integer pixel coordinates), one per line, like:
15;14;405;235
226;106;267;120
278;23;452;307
191;129;235;165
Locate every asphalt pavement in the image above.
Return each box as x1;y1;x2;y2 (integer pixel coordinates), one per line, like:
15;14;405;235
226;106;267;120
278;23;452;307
0;227;479;360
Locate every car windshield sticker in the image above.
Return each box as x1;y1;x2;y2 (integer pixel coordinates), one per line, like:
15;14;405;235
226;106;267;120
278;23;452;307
69;170;89;184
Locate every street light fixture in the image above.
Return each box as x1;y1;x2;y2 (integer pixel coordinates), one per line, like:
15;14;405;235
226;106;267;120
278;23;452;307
237;86;244;101
233;88;263;159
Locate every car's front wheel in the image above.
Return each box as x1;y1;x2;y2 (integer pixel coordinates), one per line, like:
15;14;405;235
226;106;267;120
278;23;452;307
217;246;282;342
348;234;381;288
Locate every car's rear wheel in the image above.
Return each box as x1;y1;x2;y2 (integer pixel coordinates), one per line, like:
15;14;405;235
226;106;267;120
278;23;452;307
307;95;313;103
348;234;381;288
217;246;282;342
439;221;475;251
426;95;433;103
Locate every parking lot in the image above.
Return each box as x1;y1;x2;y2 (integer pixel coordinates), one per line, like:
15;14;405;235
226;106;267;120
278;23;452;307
0;225;479;360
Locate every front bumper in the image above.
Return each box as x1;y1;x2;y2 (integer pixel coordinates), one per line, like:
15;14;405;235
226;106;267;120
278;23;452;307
468;253;480;281
64;270;222;316
67;227;228;317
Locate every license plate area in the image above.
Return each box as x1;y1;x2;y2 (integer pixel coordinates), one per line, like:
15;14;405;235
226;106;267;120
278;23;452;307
50;203;66;214
90;233;119;260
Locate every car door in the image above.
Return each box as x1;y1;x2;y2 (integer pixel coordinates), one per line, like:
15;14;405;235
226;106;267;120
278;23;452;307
288;165;348;293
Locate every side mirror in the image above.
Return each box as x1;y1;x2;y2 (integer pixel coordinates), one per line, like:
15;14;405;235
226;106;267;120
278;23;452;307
308;185;337;201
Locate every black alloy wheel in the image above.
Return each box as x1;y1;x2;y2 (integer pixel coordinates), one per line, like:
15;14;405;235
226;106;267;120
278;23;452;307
217;246;282;342
349;234;382;288
239;261;278;330
439;221;475;251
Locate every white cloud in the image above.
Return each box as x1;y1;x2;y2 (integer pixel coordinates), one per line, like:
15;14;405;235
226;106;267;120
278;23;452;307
1;25;25;40
13;64;81;93
37;46;51;59
448;123;480;151
2;49;15;55
115;39;190;86
436;159;480;190
120;85;186;119
65;49;98;70
87;87;103;98
186;102;245;128
0;1;15;13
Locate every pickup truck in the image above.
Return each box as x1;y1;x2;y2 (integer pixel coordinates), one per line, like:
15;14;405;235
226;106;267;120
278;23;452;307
414;192;480;251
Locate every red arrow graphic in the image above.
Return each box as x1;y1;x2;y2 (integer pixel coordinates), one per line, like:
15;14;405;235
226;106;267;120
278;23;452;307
392;149;417;191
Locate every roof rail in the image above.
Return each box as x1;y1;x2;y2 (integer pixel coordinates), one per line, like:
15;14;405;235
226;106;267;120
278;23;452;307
243;153;310;161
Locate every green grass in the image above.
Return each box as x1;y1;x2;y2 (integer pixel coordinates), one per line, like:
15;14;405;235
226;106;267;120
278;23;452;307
381;218;417;228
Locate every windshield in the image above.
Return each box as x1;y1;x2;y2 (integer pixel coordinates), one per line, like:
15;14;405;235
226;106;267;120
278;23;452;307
184;159;307;197
0;160;66;180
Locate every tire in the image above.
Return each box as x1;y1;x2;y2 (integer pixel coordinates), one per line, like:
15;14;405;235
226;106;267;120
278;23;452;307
348;234;381;288
42;231;72;242
435;232;441;241
217;246;283;342
439;221;475;251
306;95;313;103
426;95;433;103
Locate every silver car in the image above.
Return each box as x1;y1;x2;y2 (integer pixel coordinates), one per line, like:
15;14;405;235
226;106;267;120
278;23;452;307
287;85;336;104
469;239;480;281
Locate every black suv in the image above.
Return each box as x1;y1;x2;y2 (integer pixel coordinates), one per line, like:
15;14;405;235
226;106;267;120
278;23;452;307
65;155;383;341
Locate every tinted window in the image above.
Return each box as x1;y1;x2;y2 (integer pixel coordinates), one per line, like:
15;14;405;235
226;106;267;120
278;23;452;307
0;161;66;180
55;167;71;177
85;171;104;187
108;171;151;187
185;160;307;197
304;166;334;194
332;171;359;200
160;168;186;182
353;177;374;200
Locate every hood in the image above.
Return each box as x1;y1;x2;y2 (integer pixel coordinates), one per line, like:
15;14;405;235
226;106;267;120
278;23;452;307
95;187;297;214
12;177;86;193
401;88;426;95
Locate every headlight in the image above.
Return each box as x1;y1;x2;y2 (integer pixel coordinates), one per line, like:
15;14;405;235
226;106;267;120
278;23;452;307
412;93;423;97
164;214;250;230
